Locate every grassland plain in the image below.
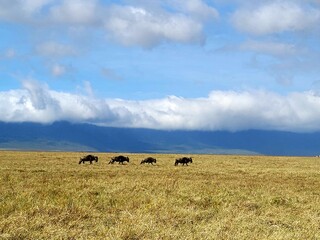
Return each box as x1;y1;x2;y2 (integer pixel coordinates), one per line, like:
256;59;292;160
0;151;320;240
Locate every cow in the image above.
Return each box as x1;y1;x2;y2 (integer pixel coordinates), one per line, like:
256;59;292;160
175;157;193;166
140;157;157;165
109;155;129;164
79;154;98;164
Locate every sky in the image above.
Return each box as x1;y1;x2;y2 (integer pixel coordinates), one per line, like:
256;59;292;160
0;0;320;132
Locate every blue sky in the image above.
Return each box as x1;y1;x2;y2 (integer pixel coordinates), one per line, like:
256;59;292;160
0;0;320;132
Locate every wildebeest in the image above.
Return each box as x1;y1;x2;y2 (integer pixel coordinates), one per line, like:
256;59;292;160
109;155;129;164
140;157;157;165
79;154;98;164
175;157;193;166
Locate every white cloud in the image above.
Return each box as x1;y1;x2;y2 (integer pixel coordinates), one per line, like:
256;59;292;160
75;81;97;98
0;79;114;123
2;80;320;132
0;0;53;22
49;0;99;25
104;5;205;48
23;0;53;14
0;0;98;25
0;0;214;48
231;1;320;35
21;79;58;110
82;81;94;97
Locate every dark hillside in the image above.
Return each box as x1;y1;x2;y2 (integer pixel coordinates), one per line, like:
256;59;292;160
1;121;320;156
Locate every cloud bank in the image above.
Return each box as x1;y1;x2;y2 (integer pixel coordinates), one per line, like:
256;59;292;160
1;80;320;132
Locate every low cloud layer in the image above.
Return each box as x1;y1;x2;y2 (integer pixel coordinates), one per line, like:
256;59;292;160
1;80;320;132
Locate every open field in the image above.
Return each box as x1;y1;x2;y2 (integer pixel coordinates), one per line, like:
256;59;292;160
0;151;320;239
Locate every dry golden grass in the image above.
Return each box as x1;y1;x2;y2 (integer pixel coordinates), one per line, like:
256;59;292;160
0;151;320;239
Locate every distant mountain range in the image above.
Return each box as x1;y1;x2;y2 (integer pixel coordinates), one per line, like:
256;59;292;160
1;121;320;156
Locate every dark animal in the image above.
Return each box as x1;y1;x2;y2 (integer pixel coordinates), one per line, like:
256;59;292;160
140;157;157;165
79;154;98;164
175;157;193;166
109;155;129;164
